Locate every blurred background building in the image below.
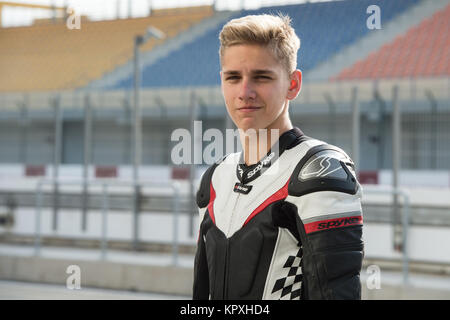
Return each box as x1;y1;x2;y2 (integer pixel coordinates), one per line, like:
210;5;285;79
0;0;449;299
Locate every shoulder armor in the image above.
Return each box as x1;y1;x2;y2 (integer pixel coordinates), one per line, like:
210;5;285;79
196;154;229;208
288;144;358;197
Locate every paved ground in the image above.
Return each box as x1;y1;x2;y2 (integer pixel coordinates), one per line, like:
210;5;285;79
2;244;450;300
3;276;450;300
0;280;190;300
0;243;195;267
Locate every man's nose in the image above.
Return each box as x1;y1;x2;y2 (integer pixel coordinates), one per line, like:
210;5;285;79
238;78;256;101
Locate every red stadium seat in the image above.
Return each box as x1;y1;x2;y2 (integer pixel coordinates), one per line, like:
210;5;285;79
334;4;450;80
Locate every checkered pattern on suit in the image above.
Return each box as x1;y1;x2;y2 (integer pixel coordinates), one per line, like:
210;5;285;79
271;247;303;300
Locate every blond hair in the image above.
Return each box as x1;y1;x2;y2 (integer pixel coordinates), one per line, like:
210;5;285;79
219;14;301;75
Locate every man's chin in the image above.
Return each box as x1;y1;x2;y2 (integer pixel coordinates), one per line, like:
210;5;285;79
237;125;263;134
235;119;263;132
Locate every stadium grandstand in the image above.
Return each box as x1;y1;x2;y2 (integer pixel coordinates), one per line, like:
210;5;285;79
0;0;448;170
334;2;450;79
103;0;425;88
0;4;214;91
0;0;450;300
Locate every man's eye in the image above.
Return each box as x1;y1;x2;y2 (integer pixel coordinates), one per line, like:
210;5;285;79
255;76;272;80
226;76;240;81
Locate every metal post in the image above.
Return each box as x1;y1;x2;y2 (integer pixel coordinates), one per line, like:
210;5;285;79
34;180;43;256
374;90;386;170
401;189;410;286
172;182;180;266
133;36;142;185
189;91;198;237
351;87;360;174
132;35;143;251
425;90;438;169
101;183;109;260
82;93;92;231
123;97;132;164
19;96;29;164
392;85;402;251
52;95;62;231
132;184;141;251
365;187;410;286
130;28;165;249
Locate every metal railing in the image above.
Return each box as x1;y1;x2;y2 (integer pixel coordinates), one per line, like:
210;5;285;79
34;178;182;266
363;186;411;286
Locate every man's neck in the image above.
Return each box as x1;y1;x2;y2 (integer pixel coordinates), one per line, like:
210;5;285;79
241;123;293;166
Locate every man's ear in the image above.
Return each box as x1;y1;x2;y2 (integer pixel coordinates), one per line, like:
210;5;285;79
287;70;302;100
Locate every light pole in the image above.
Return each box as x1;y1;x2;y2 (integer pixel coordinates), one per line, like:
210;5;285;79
132;25;165;250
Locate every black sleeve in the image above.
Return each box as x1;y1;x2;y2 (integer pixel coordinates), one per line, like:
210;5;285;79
193;229;210;300
193;160;222;300
285;144;364;300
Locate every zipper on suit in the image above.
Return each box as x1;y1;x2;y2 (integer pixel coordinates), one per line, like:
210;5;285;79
223;239;230;299
226;193;241;237
223;190;241;298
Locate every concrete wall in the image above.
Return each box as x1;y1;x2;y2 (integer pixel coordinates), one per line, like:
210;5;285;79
2;254;450;299
0;255;193;296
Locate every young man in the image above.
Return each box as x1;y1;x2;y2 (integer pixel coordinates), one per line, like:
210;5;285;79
193;14;364;300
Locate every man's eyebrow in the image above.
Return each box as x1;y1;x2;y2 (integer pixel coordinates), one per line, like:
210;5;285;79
252;69;276;75
222;70;276;75
223;70;241;75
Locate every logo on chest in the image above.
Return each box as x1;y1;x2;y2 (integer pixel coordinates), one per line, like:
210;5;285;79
233;182;253;194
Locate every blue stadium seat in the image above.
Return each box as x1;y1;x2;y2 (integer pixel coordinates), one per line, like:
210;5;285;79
112;0;420;89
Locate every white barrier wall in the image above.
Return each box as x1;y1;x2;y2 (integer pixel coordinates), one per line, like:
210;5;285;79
1;164;450;265
2;207;450;265
0;164;206;181
0;164;449;188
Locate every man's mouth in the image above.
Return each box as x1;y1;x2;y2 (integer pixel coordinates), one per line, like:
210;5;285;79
238;106;262;112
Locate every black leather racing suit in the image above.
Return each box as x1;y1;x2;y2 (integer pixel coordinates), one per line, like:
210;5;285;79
193;127;364;300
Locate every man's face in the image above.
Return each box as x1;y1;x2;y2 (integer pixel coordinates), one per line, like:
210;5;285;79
220;44;298;132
